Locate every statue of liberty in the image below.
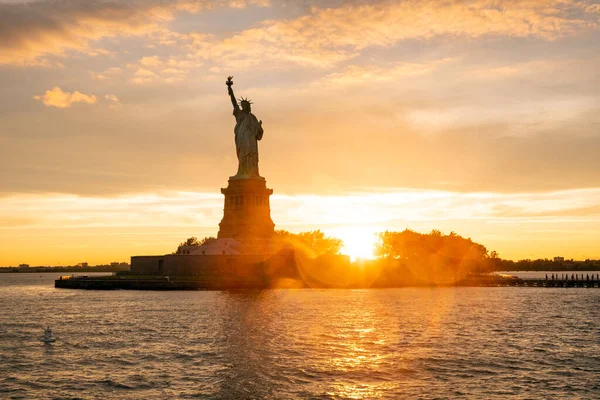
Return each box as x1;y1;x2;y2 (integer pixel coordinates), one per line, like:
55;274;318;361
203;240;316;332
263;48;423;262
226;76;263;178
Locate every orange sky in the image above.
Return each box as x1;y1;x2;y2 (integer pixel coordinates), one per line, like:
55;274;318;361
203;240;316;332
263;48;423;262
1;0;599;265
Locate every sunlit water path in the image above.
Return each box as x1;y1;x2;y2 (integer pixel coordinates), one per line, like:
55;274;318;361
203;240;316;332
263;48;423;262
1;273;599;399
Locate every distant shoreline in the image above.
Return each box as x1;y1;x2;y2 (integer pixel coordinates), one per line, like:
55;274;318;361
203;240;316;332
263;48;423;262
0;267;128;273
3;266;600;273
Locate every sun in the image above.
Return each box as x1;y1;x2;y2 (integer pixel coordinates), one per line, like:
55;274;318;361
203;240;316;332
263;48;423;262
335;227;378;261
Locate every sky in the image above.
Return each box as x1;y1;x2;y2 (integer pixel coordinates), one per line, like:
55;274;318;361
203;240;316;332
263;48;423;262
1;0;599;265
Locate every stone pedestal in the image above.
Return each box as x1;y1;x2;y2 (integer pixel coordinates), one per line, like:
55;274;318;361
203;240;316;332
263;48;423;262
218;177;275;241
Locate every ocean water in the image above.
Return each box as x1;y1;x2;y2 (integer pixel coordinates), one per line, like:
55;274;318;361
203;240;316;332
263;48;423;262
1;273;599;399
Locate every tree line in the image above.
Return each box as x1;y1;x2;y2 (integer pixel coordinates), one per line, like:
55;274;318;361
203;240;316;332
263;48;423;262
175;229;599;273
175;230;343;256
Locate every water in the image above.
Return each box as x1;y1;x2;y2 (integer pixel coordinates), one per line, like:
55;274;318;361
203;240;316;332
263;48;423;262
1;273;599;399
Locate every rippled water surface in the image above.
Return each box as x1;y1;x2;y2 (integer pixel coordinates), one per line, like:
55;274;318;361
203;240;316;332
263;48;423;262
1;273;600;399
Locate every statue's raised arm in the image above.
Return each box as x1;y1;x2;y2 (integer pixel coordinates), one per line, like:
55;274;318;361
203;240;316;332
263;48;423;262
225;76;263;178
226;76;240;113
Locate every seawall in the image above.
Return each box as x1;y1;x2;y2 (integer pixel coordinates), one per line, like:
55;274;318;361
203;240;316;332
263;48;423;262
55;275;600;290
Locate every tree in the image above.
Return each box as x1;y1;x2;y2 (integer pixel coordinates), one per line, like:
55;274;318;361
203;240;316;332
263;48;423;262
273;229;343;256
374;229;495;283
175;236;216;254
200;236;217;246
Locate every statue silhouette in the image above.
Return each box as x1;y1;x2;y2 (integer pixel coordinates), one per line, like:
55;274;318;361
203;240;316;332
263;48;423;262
226;76;263;178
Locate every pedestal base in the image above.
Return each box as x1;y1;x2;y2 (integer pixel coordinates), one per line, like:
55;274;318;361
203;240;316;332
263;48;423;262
218;177;275;240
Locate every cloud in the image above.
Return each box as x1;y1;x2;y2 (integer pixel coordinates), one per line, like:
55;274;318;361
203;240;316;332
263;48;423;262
33;87;97;108
1;188;599;264
3;188;599;230
160;68;187;83
2;0;597;68
140;56;162;67
105;94;121;109
84;47;114;57
130;67;159;84
319;59;455;86
127;56;193;84
3;1;600;198
191;0;600;68
0;0;214;66
90;67;123;81
586;4;600;13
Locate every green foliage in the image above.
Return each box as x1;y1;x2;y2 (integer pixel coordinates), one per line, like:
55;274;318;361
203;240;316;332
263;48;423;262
274;229;343;256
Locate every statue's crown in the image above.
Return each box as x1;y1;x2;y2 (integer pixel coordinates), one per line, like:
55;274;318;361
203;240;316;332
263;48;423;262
238;96;253;106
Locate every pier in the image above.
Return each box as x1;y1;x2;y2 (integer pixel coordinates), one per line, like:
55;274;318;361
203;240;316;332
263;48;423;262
496;273;600;288
511;280;600;288
456;273;600;288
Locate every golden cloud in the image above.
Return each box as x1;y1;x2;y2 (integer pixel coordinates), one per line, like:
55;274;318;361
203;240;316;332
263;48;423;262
3;0;597;69
131;68;159;84
191;0;600;68
140;56;162;67
586;4;600;13
0;1;216;66
320;59;456;86
105;94;121;109
2;188;600;264
90;67;123;81
126;55;195;84
33;87;97;108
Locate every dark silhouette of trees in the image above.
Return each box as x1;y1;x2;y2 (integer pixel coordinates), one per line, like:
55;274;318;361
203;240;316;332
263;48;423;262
200;236;217;246
374;229;493;283
494;257;600;271
175;236;217;254
174;232;342;257
273;229;343;256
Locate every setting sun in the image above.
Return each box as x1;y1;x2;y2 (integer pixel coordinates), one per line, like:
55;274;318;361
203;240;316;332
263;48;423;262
333;227;378;261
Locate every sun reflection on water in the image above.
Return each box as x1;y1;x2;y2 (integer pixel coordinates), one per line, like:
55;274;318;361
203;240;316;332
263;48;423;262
202;288;469;398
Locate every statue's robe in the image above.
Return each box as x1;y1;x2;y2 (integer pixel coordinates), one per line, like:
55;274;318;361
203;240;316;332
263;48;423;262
233;108;263;177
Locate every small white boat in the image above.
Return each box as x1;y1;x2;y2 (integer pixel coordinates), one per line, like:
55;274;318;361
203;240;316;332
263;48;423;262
41;327;56;343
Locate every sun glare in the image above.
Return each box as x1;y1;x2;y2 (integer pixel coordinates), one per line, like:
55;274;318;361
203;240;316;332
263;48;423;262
335;227;378;261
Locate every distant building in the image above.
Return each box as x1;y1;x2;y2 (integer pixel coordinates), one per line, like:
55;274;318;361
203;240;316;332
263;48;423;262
554;257;564;263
